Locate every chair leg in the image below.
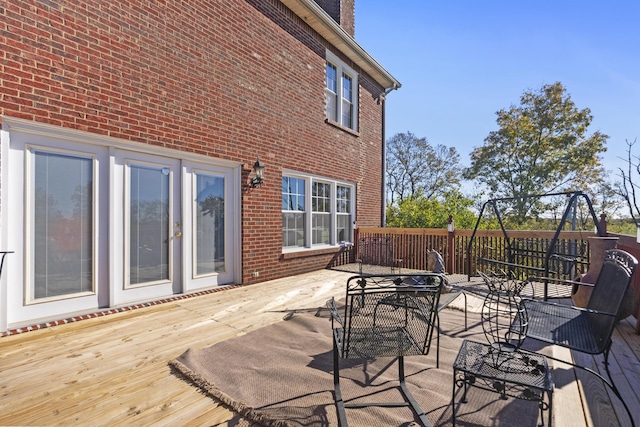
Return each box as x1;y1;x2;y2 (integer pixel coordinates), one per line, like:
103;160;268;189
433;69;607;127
462;292;468;330
543;388;553;427
602;347;635;427
543;348;635;427
451;372;457;427
436;314;441;369
333;336;348;427
398;356;433;427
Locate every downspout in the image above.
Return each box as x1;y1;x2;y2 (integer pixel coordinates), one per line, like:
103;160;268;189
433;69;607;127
381;96;386;227
381;84;398;227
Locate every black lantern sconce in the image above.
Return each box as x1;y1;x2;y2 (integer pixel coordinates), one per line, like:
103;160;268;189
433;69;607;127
250;157;265;188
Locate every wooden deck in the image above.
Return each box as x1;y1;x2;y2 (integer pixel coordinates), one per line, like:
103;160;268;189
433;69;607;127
0;269;638;426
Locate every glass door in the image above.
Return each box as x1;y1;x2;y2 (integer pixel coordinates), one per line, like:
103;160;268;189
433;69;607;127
126;163;174;287
183;162;237;290
115;151;181;299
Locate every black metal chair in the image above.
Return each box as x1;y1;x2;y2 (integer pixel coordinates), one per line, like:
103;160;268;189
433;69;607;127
522;248;638;427
327;274;443;427
356;236;402;274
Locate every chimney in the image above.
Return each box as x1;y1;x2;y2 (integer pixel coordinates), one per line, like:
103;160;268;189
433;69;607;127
314;0;355;37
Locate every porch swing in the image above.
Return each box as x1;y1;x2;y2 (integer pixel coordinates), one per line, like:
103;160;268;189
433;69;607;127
466;190;605;300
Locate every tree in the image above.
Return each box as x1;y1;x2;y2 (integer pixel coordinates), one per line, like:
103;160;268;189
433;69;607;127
386;132;462;204
464;82;608;223
615;139;640;224
386;189;477;229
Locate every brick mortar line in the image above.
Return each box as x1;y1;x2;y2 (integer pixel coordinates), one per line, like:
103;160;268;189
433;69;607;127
1;284;243;338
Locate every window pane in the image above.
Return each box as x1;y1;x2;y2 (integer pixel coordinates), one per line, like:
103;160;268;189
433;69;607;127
129;164;170;285
312;213;331;245
342;99;353;128
326;92;337;122
342;73;352;101
336;185;350;213
282;212;305;247
195;173;225;276
282;177;305;211
33;151;93;299
337;214;352;243
312;182;330;213
336;185;352;242
341;73;354;128
282;176;306;247
326;62;338;121
326;62;337;92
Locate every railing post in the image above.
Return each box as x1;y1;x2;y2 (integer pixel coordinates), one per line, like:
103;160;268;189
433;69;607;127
447;215;455;274
599;213;607;236
353;228;359;263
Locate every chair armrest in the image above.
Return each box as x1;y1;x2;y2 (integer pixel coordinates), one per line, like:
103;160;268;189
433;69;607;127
326;297;345;329
438;290;464;312
523;298;618;318
527;276;587;288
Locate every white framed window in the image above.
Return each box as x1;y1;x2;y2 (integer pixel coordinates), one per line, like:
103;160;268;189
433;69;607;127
27;147;96;302
282;176;306;248
282;172;355;250
336;185;352;242
325;51;358;131
312;181;331;245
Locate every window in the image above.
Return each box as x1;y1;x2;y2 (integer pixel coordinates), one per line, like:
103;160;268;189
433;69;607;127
336;185;352;242
30;149;94;300
325;51;358;130
128;163;170;286
312;182;331;244
282;176;306;247
194;173;225;276
282;173;354;250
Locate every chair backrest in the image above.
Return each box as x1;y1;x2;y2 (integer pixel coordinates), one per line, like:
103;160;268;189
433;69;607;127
357;236;394;270
586;249;638;348
339;274;443;359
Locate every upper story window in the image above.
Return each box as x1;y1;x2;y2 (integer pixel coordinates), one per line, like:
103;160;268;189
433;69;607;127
325;51;358;131
282;172;355;250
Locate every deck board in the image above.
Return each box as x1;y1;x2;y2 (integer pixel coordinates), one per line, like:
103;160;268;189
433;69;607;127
0;269;639;426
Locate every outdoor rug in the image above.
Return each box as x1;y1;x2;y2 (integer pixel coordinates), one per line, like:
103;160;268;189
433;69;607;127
170;307;543;426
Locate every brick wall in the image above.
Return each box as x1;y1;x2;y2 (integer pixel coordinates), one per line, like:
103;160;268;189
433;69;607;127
0;0;385;284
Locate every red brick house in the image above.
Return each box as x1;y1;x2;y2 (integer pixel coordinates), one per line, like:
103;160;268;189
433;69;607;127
0;0;400;332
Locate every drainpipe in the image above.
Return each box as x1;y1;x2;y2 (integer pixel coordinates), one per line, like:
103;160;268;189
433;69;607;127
380;83;398;227
381;96;386;227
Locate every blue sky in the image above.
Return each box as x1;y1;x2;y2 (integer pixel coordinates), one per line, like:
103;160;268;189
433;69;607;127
355;1;639;183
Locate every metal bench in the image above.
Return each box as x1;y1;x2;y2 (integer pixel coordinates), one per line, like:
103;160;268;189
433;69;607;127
522;248;638;427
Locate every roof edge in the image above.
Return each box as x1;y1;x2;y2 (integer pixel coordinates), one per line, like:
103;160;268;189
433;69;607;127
280;0;401;93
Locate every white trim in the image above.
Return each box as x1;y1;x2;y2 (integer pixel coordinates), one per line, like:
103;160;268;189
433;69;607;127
325;50;359;131
279;0;401;91
23;145;99;304
1;116;240;169
282;169;355;253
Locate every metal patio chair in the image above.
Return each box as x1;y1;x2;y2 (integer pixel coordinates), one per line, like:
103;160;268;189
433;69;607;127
356;236;402;274
327;274;443;427
521;248;638;427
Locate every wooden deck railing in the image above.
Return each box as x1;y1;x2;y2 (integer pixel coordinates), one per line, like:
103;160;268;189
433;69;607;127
349;227;640;333
354;227;596;275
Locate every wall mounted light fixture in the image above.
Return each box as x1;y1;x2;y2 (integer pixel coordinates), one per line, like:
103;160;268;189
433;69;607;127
250;157;265;188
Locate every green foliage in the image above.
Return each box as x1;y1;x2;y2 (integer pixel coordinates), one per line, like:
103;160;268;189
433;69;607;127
464;82;608;224
386;189;477;229
607;218;636;236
